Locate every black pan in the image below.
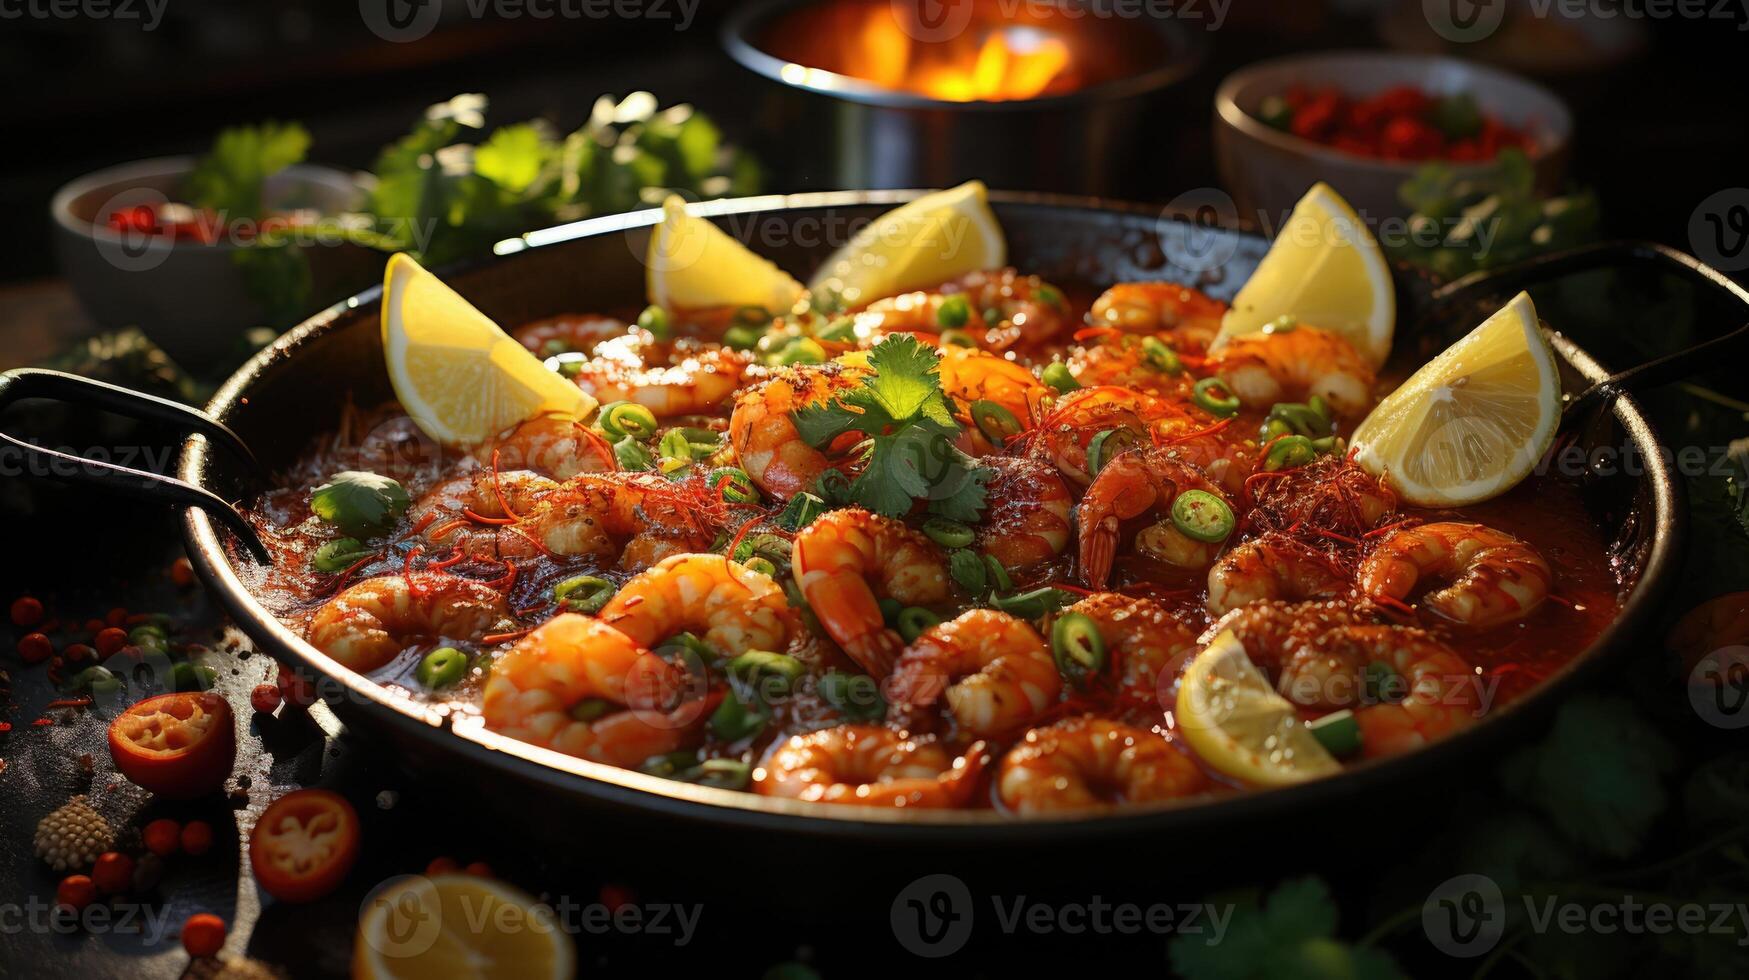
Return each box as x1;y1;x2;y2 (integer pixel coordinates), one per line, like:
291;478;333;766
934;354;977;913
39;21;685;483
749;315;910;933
4;192;1726;850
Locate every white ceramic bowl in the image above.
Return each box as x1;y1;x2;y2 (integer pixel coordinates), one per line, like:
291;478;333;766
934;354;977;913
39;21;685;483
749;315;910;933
1214;51;1571;226
51;156;376;371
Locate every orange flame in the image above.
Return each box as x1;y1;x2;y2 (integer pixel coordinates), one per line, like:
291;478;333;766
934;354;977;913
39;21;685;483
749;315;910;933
849;12;1073;102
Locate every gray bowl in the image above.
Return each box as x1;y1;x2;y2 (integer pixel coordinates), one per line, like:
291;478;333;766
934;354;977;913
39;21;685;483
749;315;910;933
51;156;379;371
1214;51;1571;226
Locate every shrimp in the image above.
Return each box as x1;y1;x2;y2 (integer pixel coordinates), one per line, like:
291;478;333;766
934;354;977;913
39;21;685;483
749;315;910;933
1021;385;1242;491
472;417;616;479
309;575;511;673
569;331;752;419
976;456;1073;571
409;469;559;557
854;268;1071;349
729;363;865;500
1359;522;1552;630
754;726;988;808
597;553;796;660
502;473;718;570
1211;601;1482;757
1065;337;1199;394
481;614;700;768
512;313;629;356
936;346;1053;448
1207;325;1375;417
1248;455;1397;539
1066;593;1200;703
1087;282;1227;351
1077;446;1231;588
998;716;1208;813
791;508;951;676
887;609;1061;737
1206;533;1350;617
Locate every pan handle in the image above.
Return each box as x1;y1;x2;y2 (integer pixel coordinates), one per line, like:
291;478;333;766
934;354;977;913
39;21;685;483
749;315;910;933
1425;239;1749;315
0;368;272;563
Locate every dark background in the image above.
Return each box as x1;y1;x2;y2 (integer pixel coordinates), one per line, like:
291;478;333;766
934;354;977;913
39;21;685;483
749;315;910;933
2;0;1747;289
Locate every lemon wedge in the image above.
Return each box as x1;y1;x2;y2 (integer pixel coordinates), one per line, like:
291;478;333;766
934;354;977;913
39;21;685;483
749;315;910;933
807;181;1006;307
646;195;804;313
382;253;594;446
352;874;576;980
1175;630;1341;788
1350;291;1559;507
1212;182;1395;368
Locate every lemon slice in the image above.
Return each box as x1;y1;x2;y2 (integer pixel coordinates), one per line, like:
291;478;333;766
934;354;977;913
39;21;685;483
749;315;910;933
383;253;594;446
1212;182;1395;368
352;874;576;980
1350;291;1559;507
646;195;804;313
808;181;1006;307
1175;630;1341;788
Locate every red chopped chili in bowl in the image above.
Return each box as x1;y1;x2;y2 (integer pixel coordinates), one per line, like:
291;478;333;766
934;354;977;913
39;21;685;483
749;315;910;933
1255;84;1532;163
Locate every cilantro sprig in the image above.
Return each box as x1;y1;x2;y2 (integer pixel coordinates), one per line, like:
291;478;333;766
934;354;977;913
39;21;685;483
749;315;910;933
791;335;993;521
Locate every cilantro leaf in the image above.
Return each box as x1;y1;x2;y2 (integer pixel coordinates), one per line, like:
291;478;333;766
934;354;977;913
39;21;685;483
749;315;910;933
789;336;990;520
474;123;554;194
185;122;310;219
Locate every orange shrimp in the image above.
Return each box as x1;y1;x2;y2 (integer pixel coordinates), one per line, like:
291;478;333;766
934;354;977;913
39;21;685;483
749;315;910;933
1207;325;1375;417
472;417;617;479
998;717;1208;813
1358;522;1551;630
728;363;866;501
1087;282;1227;351
886;609;1061;737
790;508;950;676
1076;446;1231;588
1206;533;1350;617
1066;593;1200;704
309;575;511;673
975;456;1073;571
854;268;1071;349
755;726;988;808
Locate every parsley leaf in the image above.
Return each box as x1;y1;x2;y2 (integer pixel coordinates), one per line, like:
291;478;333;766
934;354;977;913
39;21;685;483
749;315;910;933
184;122;311;219
790;336;992;519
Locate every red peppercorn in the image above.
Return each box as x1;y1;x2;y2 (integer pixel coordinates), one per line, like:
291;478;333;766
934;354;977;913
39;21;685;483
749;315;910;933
62;643;95;666
277;664;317;710
599;883;636;913
17;632;53;664
94;627;128;658
250;683;282;714
144;818;182;856
180;820;214;856
426;856;459;875
181;912;226;957
92;852;136;895
10;596;44;628
56;875;97;912
84;618;106;634
106;607;129;628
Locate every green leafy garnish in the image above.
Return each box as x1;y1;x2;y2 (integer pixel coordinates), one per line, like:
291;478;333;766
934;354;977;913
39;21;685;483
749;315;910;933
185;122;311;219
1170;877;1405;980
308;471;410;537
790;335;993;521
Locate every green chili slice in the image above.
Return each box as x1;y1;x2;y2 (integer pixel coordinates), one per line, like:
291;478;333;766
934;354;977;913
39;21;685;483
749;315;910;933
636;304;671;339
923;518;975;549
727;650;805;699
724;324;762;351
709;691;768;742
733;305;772;327
658;429;694;463
971;400;1022;448
936;294;971;329
1170;490;1235;544
614;436;655;471
554;575;616;614
897;607;941;642
983;554;1013;593
819;670;886;721
1307;709;1362;758
415;647;469;690
312;537;373;573
599;401;660;441
1192;377;1241;417
707;467;761;505
1264;434;1317;471
939;328;978;349
1141;337;1183;375
1051;612;1108;684
990;587;1075;619
1086;427;1142;477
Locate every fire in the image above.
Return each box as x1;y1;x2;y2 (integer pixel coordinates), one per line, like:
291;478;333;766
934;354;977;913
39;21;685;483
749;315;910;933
843;5;1074;102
